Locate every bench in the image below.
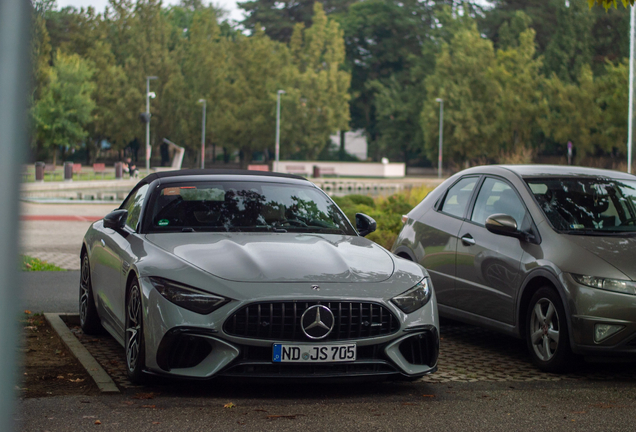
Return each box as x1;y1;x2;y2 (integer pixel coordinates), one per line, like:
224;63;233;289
319;166;337;177
93;163;106;179
44;164;57;181
72;163;84;180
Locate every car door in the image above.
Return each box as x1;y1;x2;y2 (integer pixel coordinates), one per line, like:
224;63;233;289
418;176;480;307
454;177;528;325
95;184;149;337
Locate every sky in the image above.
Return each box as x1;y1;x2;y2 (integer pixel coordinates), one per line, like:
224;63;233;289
56;0;245;22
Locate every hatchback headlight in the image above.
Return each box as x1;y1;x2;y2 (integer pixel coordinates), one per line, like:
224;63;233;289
571;274;636;296
391;278;432;314
149;277;230;314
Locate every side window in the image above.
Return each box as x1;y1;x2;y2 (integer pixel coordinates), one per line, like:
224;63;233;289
471;178;526;227
440;177;478;219
123;184;149;231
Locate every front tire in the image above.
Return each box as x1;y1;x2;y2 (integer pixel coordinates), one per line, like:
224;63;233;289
79;254;103;335
125;278;147;384
525;287;572;372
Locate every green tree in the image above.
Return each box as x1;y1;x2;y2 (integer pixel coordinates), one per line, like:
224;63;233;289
33;51;96;165
597;59;628;156
491;28;547;156
421;23;499;165
590;0;634;9
285;2;350;159
218;29;295;167
239;0;357;43
540;65;603;160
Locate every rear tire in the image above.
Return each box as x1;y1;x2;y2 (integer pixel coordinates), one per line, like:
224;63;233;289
79;254;103;335
125;278;147;384
525;287;572;373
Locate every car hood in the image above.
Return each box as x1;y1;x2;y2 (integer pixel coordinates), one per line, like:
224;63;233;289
144;233;395;283
566;235;636;280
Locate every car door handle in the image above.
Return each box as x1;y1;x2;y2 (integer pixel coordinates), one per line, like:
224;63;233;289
461;234;476;246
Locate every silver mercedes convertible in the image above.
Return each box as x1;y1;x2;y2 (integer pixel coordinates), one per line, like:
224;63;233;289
80;170;439;383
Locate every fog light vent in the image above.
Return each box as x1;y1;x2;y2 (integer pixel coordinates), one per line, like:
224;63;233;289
594;324;624;343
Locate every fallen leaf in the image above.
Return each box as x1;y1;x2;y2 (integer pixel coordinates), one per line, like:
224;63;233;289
142;405;156;409
422;394;435;398
57;375;65;379
24;310;31;315
70;378;85;383
152;422;160;425
123;401;135;406
224;402;236;409
24;326;37;330
95;420;101;425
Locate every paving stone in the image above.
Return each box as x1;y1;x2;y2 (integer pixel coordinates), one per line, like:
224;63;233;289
67;321;636;385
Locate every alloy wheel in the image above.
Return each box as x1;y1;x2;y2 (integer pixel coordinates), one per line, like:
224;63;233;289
529;298;560;362
79;255;90;326
126;285;142;373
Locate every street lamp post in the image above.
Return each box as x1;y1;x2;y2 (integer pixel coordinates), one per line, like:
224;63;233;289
145;76;158;174
275;90;286;172
436;98;444;179
198;99;206;169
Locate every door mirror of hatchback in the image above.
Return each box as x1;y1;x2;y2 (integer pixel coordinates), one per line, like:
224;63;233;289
485;214;522;239
104;209;128;231
356;213;377;237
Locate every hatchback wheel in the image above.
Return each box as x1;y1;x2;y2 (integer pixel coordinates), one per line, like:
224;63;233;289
79;254;103;334
525;287;571;372
126;279;146;384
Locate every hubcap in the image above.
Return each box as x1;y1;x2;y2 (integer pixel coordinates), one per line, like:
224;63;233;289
126;286;142;373
530;298;560;362
79;256;90;325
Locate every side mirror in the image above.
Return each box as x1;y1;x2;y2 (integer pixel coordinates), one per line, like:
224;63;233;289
485;214;521;239
356;213;377;237
104;209;128;230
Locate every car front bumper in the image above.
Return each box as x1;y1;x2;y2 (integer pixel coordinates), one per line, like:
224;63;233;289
564;273;636;356
139;277;440;379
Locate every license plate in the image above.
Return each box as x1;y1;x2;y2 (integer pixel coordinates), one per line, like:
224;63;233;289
272;343;356;363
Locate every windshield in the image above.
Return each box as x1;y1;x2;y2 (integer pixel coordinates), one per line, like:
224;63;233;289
147;181;356;235
525;177;636;234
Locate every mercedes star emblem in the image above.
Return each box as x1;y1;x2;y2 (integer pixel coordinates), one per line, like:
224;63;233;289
300;305;335;340
311;285;320;291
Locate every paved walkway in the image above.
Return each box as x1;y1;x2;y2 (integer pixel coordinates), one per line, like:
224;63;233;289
20;202;114;270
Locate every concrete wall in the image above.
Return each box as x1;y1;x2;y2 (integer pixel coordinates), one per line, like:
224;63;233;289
274;161;406;178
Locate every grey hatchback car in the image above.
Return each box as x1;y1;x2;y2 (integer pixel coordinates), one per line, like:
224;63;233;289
393;165;636;372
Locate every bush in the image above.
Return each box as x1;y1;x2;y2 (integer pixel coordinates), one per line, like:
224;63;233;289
333;186;433;249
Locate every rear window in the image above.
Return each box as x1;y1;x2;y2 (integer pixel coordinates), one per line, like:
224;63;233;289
147;181;356;235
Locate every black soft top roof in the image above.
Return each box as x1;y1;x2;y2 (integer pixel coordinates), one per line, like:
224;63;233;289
140;169;308;185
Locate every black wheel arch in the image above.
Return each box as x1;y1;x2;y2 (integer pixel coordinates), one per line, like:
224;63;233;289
393;246;417;262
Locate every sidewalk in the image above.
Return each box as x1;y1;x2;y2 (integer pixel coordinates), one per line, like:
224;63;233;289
20;203;114;270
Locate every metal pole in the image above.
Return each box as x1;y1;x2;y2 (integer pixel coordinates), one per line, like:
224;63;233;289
199;99;206;169
629;6;635;174
0;0;30;429
146;77;150;174
436;98;444;179
145;76;157;174
275;90;285;172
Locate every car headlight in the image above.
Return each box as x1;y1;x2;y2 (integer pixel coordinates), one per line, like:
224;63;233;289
391;278;432;314
571;274;636;296
149;277;230;314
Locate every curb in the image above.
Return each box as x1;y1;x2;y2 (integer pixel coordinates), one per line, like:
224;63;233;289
44;313;120;394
